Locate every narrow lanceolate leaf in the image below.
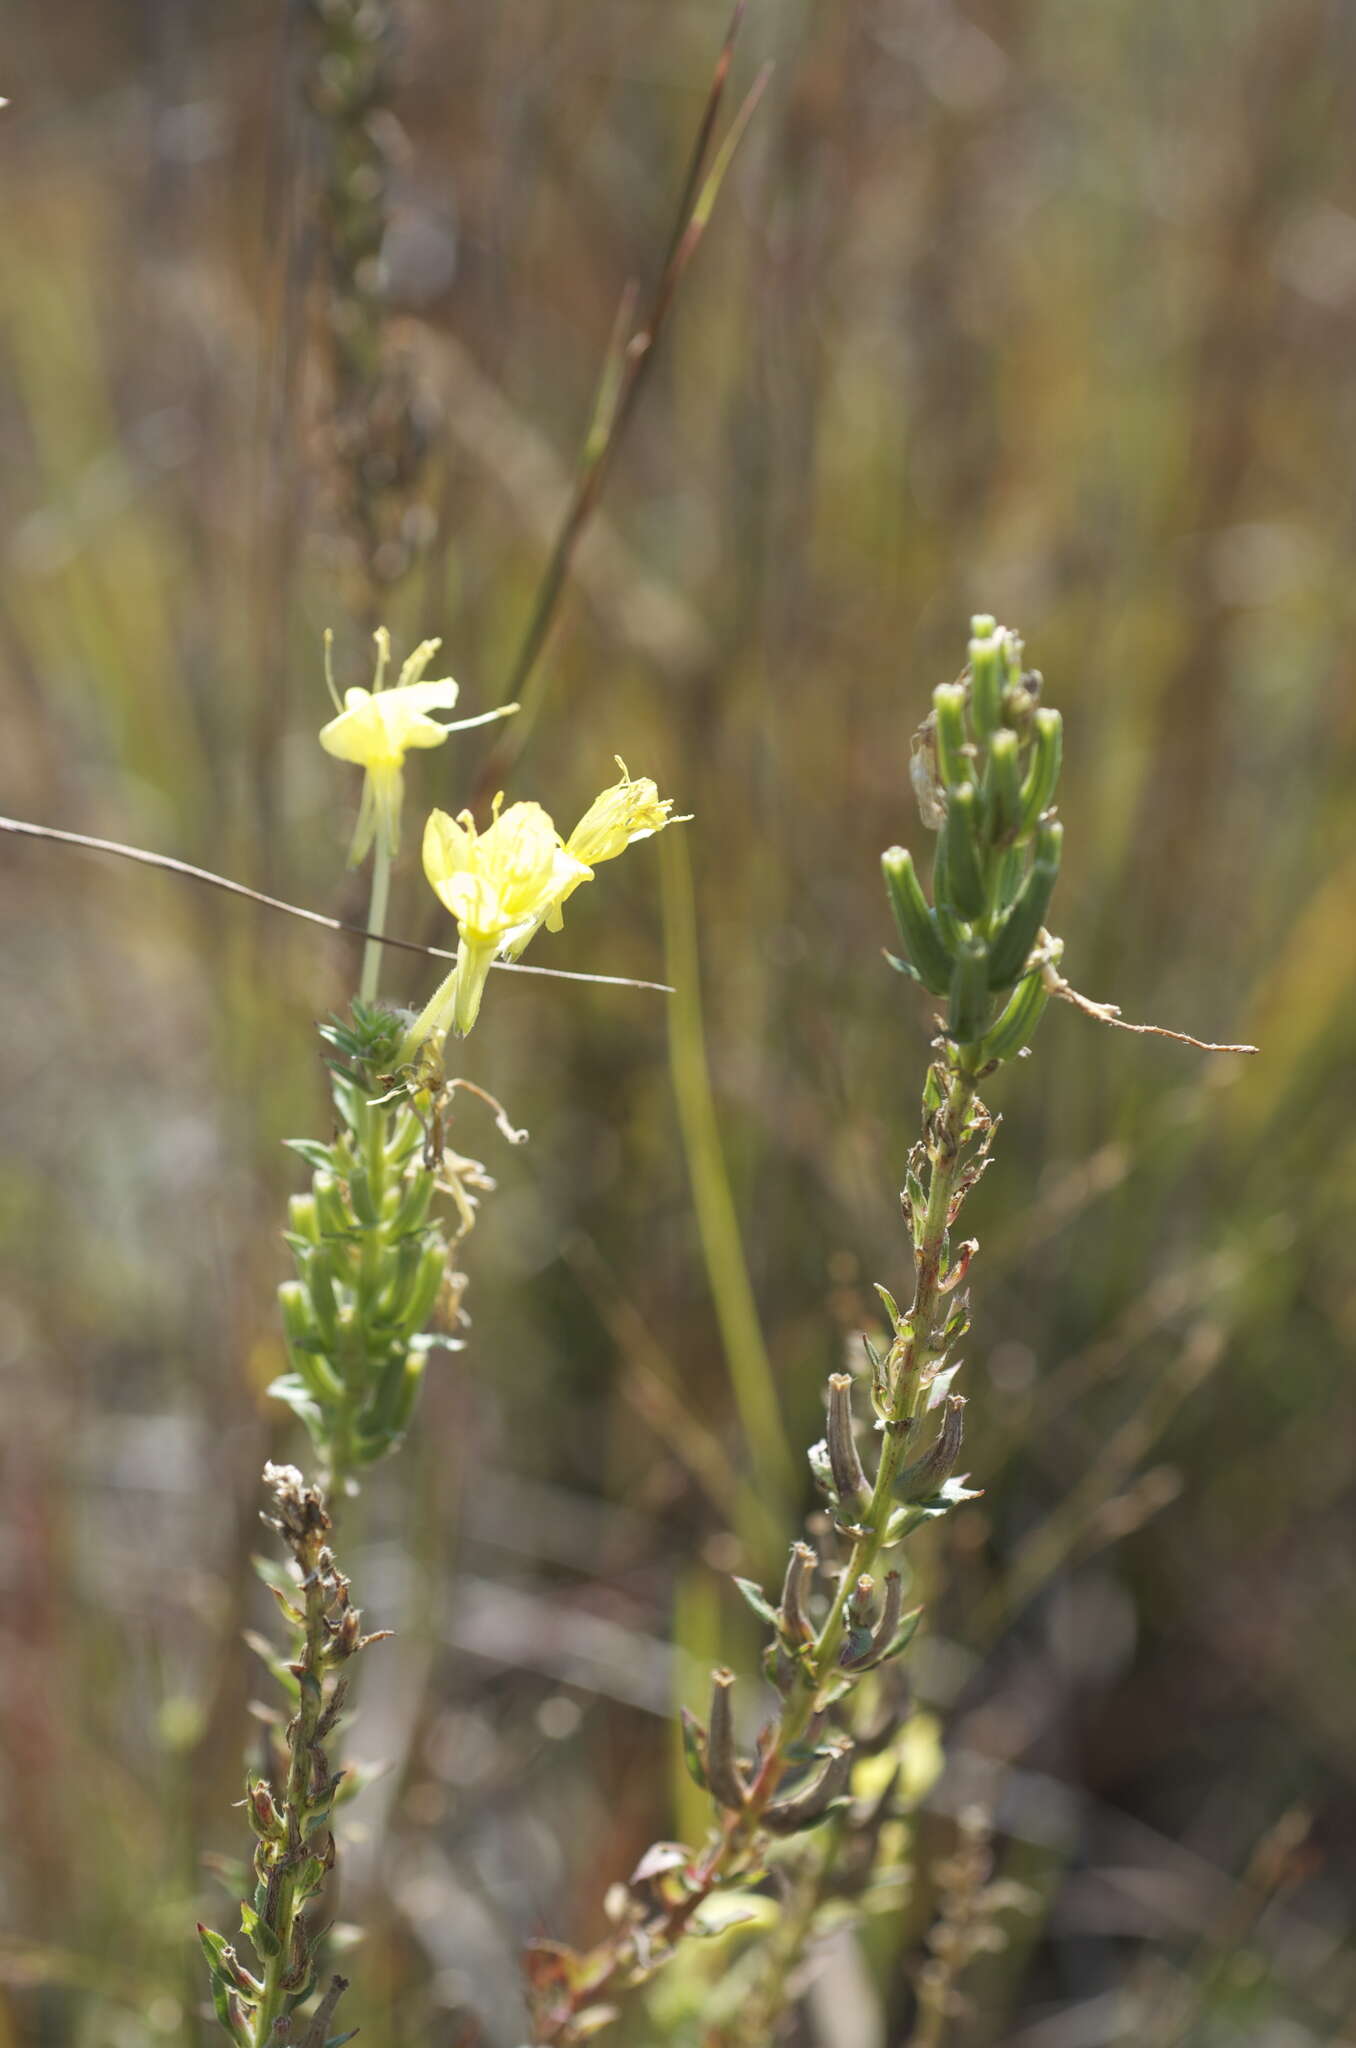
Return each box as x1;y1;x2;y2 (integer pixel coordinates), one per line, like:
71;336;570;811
731;1576;780;1629
240;1899;282;1963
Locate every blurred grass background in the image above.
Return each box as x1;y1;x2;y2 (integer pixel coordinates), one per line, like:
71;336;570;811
2;1;1355;2044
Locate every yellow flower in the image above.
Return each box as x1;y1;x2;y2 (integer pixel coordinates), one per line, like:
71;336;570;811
503;760;687;956
318;631;517;864
405;802;591;1046
401;764;686;1054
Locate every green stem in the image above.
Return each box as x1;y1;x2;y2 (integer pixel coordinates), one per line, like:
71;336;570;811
359;837;390;1006
252;1529;330;2043
535;1052;979;2042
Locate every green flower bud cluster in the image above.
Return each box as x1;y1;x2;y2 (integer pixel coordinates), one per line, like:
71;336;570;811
271;1001;453;1489
883;615;1064;1064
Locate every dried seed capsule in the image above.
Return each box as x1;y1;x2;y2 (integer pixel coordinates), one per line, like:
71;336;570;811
826;1374;872;1509
706;1669;749;1811
763;1741;854;1834
680;1706;710;1790
866;1570;904;1664
1020;706;1063;834
896;1394;966;1502
947;937;992;1045
931;682;969;788
779;1542;817;1641
941;784;989;922
883;846;956;996
979;966;1050;1064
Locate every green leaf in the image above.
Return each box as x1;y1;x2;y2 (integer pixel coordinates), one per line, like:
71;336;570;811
886;1607;924;1659
207;1971;248;2043
680;1707;709;1790
197;1923;229;1971
240;1900;281;1963
284;1138;336;1171
731;1576;780;1629
689;1891;766;1937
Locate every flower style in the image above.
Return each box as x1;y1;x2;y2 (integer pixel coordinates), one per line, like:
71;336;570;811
318;630;517;865
402;765;685;1054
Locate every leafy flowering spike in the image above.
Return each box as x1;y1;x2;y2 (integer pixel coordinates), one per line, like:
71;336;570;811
317;628;518;866
885;614;1065;1052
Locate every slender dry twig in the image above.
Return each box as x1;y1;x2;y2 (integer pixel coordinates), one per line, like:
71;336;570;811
469;4;770;805
0;815;671;995
1043;957;1257;1054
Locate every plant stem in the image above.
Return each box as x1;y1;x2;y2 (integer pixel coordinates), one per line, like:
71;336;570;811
359;838;390;1005
251;1535;330;2045
532;1051;979;2041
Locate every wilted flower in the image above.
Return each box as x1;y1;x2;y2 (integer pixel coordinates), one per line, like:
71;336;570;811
503;760;687;957
318;630;517;864
566;759;681;864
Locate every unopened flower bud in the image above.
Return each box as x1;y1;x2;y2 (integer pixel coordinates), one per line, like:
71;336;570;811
948;936;992;1044
826;1374;872;1509
941;783;988;921
882;847;954;997
931;682;969;788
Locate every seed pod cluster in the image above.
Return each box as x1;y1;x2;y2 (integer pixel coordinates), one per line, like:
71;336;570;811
883;616;1065;1058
